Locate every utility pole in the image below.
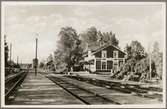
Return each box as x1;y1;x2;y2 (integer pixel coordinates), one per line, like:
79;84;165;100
148;43;152;80
149;51;152;80
10;43;12;63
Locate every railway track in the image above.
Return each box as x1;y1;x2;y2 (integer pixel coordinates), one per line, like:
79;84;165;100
5;71;28;104
47;76;120;105
6;72;162;105
67;75;162;100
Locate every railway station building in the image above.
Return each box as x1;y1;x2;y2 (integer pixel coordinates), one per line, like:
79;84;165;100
82;44;126;73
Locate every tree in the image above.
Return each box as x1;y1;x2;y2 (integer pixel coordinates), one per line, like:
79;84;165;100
47;54;53;62
126;41;146;60
113;41;147;81
152;41;160;53
97;31;119;47
79;39;88;52
124;44;132;60
71;40;83;65
151;41;163;79
110;33;119;46
87;26;98;42
39;62;45;68
80;26;98;45
54;50;67;72
134;58;156;81
45;54;55;71
115;58;137;80
59;27;78;50
80;27;119;52
57;26;83;71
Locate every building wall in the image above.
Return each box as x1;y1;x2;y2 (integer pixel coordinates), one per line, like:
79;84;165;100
94;59;124;72
84;45;125;73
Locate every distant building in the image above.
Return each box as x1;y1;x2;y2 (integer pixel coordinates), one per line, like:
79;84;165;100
82;44;126;73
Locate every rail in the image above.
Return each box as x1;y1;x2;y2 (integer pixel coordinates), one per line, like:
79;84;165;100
68;75;162;100
47;76;120;105
5;70;28;104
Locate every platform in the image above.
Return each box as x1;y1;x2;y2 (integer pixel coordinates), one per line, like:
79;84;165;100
9;72;84;105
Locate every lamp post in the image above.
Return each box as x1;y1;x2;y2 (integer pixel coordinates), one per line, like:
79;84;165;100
34;38;38;76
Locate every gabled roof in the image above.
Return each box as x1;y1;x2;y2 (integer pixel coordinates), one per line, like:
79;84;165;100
92;44;126;55
83;44;126;57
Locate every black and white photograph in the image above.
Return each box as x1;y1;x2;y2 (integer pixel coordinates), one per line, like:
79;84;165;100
1;1;166;108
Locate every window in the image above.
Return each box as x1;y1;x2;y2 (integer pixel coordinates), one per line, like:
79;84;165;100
96;60;101;69
113;60;118;71
119;60;123;67
107;61;113;69
113;51;118;58
102;50;107;58
102;61;106;69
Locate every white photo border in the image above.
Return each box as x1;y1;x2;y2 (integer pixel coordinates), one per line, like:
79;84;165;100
1;1;166;108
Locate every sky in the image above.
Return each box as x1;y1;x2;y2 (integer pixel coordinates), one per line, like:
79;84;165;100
3;2;165;63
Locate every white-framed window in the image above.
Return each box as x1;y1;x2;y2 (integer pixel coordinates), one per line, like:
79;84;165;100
113;51;118;58
113;59;119;71
102;50;107;58
101;61;107;69
96;60;101;69
119;59;123;67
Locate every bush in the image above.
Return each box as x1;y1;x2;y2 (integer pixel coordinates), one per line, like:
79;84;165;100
112;57;157;82
115;58;136;79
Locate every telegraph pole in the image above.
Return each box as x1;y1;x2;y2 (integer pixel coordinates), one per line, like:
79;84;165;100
148;43;152;80
149;51;152;80
17;56;19;65
10;43;12;63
